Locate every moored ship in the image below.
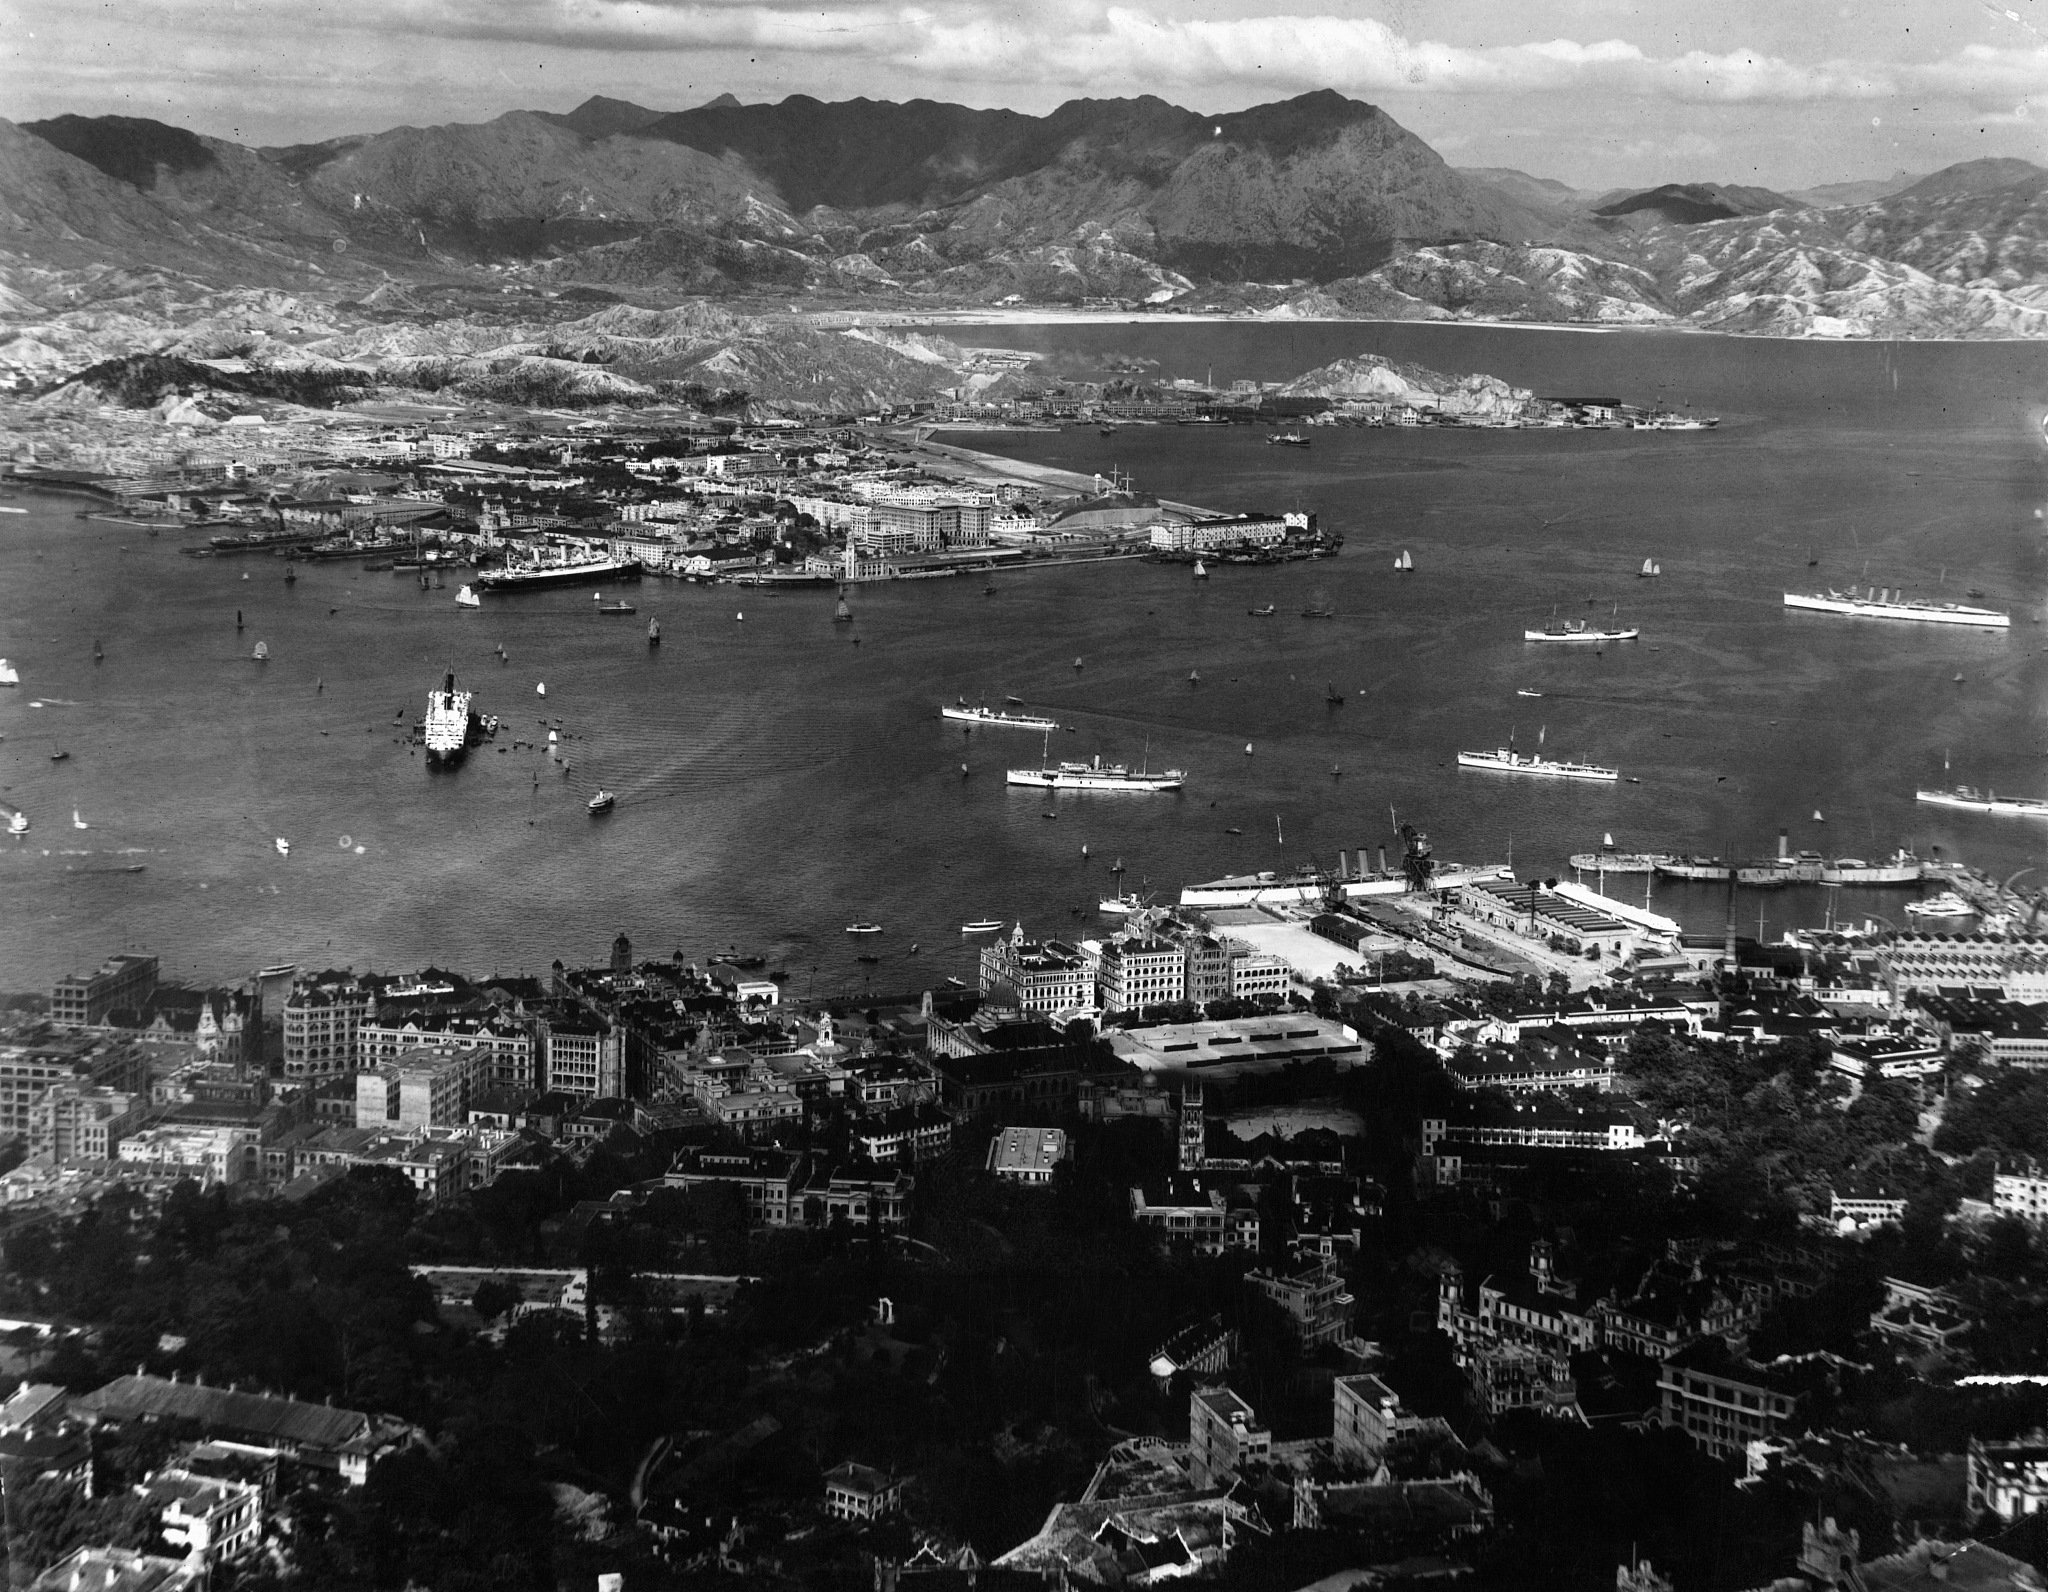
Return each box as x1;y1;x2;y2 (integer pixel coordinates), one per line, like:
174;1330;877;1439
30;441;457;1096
422;671;480;766
1821;850;1924;885
1569;850;1673;874
1007;754;1184;792
476;554;642;592
1783;588;2009;628
942;700;1062;732
1178;862;1515;908
1457;748;1619;783
1656;855;1732;881
1915;786;2048;817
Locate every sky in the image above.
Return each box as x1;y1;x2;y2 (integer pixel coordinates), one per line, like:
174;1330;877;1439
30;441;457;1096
5;0;2048;191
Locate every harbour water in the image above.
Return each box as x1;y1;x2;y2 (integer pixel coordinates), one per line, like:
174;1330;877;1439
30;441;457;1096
4;323;2047;991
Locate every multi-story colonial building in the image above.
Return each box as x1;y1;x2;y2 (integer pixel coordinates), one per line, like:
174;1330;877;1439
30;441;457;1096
49;954;159;1028
282;972;387;1080
1657;1340;1811;1461
978;926;1092;1014
27;1083;144;1162
1097;935;1186;1012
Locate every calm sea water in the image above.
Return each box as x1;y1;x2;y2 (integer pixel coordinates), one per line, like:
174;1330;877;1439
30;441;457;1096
4;323;2047;993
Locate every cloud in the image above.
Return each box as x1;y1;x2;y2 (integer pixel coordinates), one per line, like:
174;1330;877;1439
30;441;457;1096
327;0;2048;107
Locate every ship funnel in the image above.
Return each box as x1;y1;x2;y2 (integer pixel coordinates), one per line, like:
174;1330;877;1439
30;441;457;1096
1377;845;1388;876
1778;828;1789;859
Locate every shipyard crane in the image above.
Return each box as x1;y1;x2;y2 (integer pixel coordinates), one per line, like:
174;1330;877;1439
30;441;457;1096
1392;810;1434;894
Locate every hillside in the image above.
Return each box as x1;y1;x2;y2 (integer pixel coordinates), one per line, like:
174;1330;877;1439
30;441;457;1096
5;95;2048;349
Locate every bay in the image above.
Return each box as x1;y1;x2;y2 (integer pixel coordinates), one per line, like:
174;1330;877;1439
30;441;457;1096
2;322;2046;993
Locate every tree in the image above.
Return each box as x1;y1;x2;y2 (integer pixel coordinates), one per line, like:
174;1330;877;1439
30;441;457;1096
472;1279;521;1322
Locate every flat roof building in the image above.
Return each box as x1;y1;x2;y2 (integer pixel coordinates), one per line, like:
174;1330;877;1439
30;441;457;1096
986;1126;1068;1183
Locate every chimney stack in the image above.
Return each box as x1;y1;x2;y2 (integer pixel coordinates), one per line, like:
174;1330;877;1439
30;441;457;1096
1778;828;1789;860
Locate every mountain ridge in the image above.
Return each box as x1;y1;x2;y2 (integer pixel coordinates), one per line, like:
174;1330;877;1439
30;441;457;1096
5;94;2048;346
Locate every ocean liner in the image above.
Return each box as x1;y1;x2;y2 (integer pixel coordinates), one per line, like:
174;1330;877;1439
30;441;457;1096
422;671;480;766
476;553;642;592
1783;588;2008;628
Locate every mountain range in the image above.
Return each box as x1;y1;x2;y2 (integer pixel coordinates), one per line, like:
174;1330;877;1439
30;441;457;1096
5;89;2048;409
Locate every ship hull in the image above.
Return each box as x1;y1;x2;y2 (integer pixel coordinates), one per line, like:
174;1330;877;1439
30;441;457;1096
1568;853;1670;874
942;707;1060;731
1821;863;1923;885
1008;769;1182;791
1179;863;1514;907
475;558;642;592
1457;751;1618;783
1784;593;2008;628
1915;788;2048;817
1656;859;1732;881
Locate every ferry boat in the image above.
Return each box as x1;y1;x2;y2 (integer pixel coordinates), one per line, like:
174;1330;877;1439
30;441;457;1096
1656;856;1732;881
1007;753;1185;792
1903;891;1973;919
1098;894;1142;914
1821;850;1924;885
960;920;1004;933
476;554;642;592
1526;618;1640;643
587;790;616;814
0;659;17;686
5;810;26;837
1915;786;2048;818
422;671;480;766
845;922;884;935
942;701;1062;732
1783;588;2009;628
1457;748;1619;783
